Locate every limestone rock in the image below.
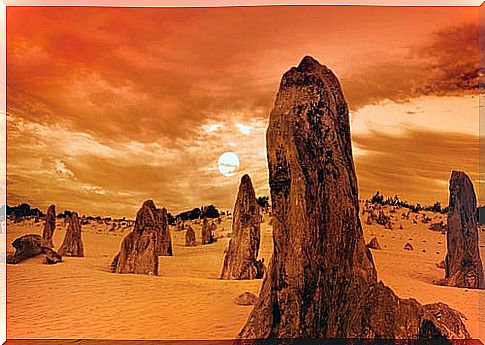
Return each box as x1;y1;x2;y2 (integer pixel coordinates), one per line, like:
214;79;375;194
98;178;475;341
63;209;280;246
156;207;173;256
43;248;62;264
367;237;381;250
201;217;215;245
445;171;484;289
234;292;258;306
111;200;171;275
42;205;56;248
221;174;262;280
58;212;84;257
238;56;469;340
185;225;196;246
7;234;62;264
404;242;414;251
111;230;158;275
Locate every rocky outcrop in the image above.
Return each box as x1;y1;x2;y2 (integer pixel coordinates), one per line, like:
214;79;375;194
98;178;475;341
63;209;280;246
201;217;215;245
58;212;84;257
42;205;56;248
111;230;158;275
234;292;258;306
111;200;171;275
7;234;62;264
156;207;173;256
185;225;196;246
445;171;484;289
221;174;262;280
43;247;62;264
367;237;381;250
404;242;414;251
238;56;469;340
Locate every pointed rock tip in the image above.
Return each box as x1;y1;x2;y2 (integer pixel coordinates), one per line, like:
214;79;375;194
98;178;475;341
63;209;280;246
241;174;252;185
297;56;322;71
450;170;472;183
141;199;157;209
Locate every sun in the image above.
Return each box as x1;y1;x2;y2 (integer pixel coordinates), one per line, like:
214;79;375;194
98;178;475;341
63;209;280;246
217;152;240;177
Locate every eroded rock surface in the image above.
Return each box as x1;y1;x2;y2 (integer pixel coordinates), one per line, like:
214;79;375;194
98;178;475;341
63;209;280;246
238;56;469;340
445;171;484;289
367;237;381;250
221;174;262;280
7;234;62;264
111;200;172;275
42;205;56;248
58;212;84;257
185;225;197;246
201;217;215;245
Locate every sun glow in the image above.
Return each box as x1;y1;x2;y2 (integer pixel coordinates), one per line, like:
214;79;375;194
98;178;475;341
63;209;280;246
217;152;240;177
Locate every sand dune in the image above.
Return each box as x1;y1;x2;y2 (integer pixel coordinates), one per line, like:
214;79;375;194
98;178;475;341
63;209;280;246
6;209;484;340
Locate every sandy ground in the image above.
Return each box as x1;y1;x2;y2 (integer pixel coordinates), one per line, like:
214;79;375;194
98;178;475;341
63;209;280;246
6;207;485;341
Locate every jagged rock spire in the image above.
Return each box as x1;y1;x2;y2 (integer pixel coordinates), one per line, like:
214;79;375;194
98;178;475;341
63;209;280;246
238;56;469;340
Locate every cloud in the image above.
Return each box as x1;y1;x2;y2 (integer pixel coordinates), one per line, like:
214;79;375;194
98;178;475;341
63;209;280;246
5;6;479;215
6;7;477;145
6;115;269;217
341;23;479;110
353;129;479;205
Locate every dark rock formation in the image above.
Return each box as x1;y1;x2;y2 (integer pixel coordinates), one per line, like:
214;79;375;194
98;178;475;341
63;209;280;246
43;248;63;264
404;242;414;251
156;207;173;256
7;234;62;264
238;56;469;340
201;217;215;245
111;200;170;275
445;171;484;289
42;205;56;248
58;212;84;257
221;174;262;280
234;292;258;306
185;225;197;246
367;237;381;250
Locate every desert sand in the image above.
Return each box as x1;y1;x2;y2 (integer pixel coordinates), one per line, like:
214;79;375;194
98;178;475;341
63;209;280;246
6;207;485;340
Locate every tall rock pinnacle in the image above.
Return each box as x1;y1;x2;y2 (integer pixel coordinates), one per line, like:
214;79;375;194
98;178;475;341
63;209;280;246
58;212;84;257
42;205;56;248
111;200;165;275
221;174;263;280
238;56;470;339
445;171;484;288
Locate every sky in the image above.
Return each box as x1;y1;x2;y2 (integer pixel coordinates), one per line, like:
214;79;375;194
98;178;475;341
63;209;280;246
6;5;480;218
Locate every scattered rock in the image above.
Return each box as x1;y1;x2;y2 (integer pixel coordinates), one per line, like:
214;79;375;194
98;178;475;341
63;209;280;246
155;207;173;256
234;292;258;306
221;174;262;280
445;171;484;289
367;237;381;250
43;248;62;264
111;200;165;275
429;221;447;232
185;225;196;246
58;212;84;257
42;205;56;248
7;234;62;264
201;217;216;245
404;243;414;251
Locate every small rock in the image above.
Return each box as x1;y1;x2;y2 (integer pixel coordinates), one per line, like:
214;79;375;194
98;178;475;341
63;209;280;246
366;237;381;250
234;292;258;306
404;243;414;251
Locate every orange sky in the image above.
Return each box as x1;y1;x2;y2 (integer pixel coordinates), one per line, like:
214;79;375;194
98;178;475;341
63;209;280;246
6;6;480;218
